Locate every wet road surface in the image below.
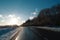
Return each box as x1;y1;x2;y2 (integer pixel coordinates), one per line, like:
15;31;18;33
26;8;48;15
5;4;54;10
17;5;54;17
15;27;47;40
15;27;60;40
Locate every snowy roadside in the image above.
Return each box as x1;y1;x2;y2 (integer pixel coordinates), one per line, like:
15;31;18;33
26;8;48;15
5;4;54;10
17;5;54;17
37;27;60;32
0;27;20;40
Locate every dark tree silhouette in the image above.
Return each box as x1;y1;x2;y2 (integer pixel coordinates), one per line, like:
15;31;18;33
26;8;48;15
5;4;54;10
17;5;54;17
22;4;60;27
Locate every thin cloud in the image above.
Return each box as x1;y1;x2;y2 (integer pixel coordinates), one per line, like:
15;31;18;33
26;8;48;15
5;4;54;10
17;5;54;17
32;12;37;15
29;8;38;20
17;17;21;20
0;14;22;25
1;20;5;22
8;14;15;18
35;8;38;12
0;14;3;18
29;16;34;20
32;8;38;15
22;20;26;23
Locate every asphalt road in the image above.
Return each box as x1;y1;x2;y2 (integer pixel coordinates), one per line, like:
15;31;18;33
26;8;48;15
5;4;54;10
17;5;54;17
15;27;48;40
14;27;60;40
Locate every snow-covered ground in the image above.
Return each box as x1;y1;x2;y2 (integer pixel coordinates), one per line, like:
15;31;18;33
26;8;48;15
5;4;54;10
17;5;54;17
0;26;60;40
0;27;20;40
37;27;60;32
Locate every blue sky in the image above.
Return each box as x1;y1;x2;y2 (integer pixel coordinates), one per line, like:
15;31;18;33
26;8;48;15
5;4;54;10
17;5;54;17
0;0;60;25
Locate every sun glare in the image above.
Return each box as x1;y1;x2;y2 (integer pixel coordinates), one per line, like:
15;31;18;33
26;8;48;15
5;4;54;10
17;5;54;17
9;18;18;25
0;14;23;25
7;15;21;25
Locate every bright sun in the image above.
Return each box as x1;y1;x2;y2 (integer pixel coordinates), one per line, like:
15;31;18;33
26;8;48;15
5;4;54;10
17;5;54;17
7;15;21;25
0;14;24;25
9;18;18;25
